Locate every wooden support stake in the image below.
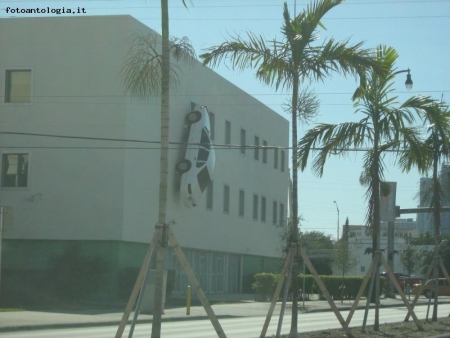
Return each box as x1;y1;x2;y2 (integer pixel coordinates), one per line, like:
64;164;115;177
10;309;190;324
259;247;293;338
379;254;423;331
299;245;354;338
404;257;436;322
115;232;158;338
168;229;227;338
346;257;375;325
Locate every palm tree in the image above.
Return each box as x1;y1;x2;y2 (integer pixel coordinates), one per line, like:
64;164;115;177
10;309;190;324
413;102;450;321
120;1;195;337
201;1;384;335
297;45;438;330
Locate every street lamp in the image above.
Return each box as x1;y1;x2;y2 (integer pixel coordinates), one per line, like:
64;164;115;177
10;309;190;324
393;68;413;91
333;201;340;240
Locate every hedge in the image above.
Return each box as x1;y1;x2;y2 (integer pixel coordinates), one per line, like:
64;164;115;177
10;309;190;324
252;273;385;301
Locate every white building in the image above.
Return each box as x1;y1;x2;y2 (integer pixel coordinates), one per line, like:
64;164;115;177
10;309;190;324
341;221;422;277
0;16;289;301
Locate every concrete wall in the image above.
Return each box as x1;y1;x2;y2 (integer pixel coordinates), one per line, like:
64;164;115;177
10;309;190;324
0;15;288;260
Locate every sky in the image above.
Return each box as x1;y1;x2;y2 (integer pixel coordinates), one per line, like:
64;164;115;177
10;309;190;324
2;0;449;240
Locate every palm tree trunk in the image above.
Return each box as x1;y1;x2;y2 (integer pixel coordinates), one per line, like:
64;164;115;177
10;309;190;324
372;111;381;331
151;0;170;336
289;74;300;338
432;150;441;321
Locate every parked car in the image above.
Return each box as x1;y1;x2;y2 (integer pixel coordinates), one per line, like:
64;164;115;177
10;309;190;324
176;106;215;207
380;272;422;293
412;278;450;298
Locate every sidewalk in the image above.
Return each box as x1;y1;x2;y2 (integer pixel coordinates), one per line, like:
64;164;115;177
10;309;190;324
0;296;448;333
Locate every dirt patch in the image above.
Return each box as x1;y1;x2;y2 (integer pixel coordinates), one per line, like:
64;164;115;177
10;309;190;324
290;316;450;337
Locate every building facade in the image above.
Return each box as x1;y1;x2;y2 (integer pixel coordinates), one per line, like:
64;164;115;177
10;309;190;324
342;221;422;277
417;164;450;235
0;16;289;301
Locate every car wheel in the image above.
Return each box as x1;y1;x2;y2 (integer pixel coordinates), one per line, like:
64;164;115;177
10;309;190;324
424;289;433;299
176;160;191;173
187;111;201;124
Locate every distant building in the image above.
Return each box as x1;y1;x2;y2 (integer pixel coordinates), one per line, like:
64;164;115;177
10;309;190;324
343;220;421;276
441;163;450;233
417;163;450;234
0;16;289;301
417;177;433;234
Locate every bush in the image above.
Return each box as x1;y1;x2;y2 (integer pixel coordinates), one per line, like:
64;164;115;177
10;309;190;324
252;273;385;301
252;273;279;300
48;243;110;302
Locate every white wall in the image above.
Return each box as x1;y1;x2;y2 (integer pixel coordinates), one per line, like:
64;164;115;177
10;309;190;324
0;15;289;258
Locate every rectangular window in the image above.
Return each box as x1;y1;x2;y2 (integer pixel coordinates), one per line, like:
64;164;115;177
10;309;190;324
208;111;215;140
262;140;268;164
273;201;278;224
274;148;279;169
225;121;231;145
261;197;266;222
254;136;260;161
281;150;285;172
5;70;32;103
240;129;246;155
253;194;258;220
279;203;284;224
239;190;245;217
206;182;213;210
2;153;29;188
223;185;230;214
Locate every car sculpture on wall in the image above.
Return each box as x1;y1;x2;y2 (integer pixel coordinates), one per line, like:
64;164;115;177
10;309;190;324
176;106;215;207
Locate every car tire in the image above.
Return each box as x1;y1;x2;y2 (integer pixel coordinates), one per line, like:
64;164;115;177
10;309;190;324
425;289;434;299
176;160;191;173
187;111;201;124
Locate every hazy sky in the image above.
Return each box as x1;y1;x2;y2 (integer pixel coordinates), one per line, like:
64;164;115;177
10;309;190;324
2;0;449;239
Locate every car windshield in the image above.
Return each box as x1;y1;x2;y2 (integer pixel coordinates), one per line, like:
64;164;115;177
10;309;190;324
197;128;211;168
197;166;211;193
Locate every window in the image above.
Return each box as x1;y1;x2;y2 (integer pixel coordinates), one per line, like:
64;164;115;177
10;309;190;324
223;185;230;214
279;203;284;224
261;197;266;222
274;148;279;169
208;111;215;140
262;140;268;164
281;150;285;172
273;201;278;224
361;266;366;273
253;194;258;220
2;153;29;188
239;190;245;217
206;182;213;210
254;136;260;161
225;121;231;145
240;129;246;155
5;69;32;103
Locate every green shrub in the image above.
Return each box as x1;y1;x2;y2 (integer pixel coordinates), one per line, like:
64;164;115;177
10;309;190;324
48;243;110;302
252;273;279;300
252;273;385;301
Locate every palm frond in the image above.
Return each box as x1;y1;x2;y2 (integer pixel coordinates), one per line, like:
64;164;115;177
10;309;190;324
305;38;384;84
121;32;162;99
121;32;196;99
297;121;370;176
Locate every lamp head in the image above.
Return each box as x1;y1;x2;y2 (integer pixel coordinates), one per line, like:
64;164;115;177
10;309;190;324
405;69;413;91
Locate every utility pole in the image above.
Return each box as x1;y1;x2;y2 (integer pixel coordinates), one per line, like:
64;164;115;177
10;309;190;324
334;201;340;240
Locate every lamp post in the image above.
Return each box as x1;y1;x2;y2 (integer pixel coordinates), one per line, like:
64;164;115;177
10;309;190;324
334;201;340;240
393;68;413;90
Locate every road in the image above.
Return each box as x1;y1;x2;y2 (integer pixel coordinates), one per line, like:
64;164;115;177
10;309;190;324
3;304;450;338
